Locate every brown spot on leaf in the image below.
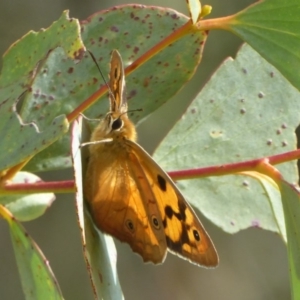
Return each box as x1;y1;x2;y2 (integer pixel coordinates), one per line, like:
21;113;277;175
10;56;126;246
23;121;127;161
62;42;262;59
110;26;119;32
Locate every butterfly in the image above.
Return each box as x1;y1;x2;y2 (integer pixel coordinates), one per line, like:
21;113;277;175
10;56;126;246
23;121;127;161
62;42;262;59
84;50;218;267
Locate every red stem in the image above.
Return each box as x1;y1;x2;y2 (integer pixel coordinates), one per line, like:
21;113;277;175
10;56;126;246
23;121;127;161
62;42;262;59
2;180;75;194
3;149;300;194
169;149;300;180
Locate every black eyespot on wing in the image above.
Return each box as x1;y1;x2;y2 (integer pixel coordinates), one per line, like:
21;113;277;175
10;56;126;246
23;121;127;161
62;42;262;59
193;229;201;241
151;215;160;229
125;219;135;233
112;118;123;130
157;174;167;191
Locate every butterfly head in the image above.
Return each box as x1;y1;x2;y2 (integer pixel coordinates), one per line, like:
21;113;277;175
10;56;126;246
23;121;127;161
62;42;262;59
102;110;137;141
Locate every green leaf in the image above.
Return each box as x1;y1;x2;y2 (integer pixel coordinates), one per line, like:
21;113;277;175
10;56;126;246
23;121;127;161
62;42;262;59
1;11;84;87
0;10;84;172
280;180;300;299
0;110;69;172
154;44;300;234
71;116;123;299
23;4;206;172
84;212;124;300
228;0;300;91
0;172;55;221
0;206;63;299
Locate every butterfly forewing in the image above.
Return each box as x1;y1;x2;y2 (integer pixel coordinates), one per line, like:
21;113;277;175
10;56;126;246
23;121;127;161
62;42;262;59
126;140;219;267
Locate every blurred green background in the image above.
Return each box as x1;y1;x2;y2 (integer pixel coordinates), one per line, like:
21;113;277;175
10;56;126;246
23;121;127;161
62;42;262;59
0;0;290;299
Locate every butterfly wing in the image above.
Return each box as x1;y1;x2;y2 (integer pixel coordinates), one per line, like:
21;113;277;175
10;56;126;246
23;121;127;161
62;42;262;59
109;50;127;113
84;149;167;264
126;140;219;267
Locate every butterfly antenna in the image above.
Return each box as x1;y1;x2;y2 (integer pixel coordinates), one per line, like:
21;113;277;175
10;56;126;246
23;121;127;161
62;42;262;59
126;108;143;114
87;50;115;101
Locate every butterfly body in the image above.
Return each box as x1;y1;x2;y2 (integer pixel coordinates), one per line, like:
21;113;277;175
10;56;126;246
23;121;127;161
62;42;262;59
84;50;218;267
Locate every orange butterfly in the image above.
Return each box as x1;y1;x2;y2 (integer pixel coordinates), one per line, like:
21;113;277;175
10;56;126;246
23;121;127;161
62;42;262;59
84;50;218;267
